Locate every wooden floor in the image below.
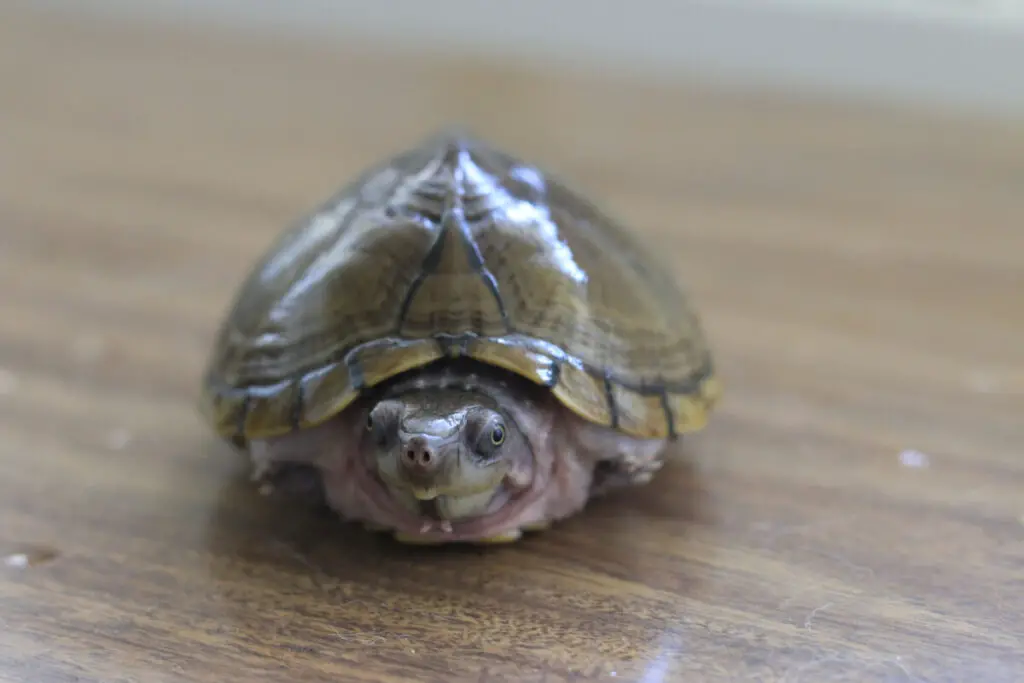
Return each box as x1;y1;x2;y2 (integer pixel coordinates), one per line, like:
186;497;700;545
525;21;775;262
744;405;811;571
1;7;1022;683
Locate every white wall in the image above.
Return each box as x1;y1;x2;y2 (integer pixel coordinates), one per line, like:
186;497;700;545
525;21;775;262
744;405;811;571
26;0;1024;120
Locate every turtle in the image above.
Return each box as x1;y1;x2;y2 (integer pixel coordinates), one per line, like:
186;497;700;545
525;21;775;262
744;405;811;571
198;128;721;545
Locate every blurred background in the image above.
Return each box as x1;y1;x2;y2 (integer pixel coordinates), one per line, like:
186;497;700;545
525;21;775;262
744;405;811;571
27;0;1024;119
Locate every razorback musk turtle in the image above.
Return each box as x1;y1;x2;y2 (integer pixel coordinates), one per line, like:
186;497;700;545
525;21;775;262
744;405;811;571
199;129;721;544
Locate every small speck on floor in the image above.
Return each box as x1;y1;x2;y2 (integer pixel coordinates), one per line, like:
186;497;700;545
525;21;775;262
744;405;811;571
899;449;930;468
2;545;59;569
105;428;133;450
4;554;29;569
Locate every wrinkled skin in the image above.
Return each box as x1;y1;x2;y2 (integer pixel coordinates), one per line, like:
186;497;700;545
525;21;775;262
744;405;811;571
249;364;668;544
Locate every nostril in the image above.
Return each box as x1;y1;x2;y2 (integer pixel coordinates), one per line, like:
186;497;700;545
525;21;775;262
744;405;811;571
403;446;433;467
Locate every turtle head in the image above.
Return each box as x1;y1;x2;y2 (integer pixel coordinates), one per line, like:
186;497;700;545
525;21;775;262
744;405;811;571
365;388;527;517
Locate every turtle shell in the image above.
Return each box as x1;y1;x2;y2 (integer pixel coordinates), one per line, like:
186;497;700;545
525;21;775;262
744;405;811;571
199;130;720;443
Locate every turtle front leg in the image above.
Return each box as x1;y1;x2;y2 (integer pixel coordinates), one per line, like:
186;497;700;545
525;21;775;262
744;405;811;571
565;418;669;497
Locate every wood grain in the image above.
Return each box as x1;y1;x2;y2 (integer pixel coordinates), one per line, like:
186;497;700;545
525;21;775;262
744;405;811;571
1;7;1022;683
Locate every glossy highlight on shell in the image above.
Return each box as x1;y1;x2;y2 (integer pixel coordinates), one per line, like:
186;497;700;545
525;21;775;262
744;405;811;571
199;128;721;446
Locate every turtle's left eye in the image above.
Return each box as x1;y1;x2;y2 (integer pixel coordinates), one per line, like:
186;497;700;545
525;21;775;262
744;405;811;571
490;424;505;446
471;414;508;460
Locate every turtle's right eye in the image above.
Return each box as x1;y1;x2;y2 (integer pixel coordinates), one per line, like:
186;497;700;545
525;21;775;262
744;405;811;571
366;403;399;449
367;414;388;447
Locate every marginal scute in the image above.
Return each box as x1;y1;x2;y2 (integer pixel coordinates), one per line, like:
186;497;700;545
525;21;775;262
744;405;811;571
297;362;357;430
466;338;558;387
199;129;721;442
353;340;444;390
664;374;722;436
551;362;613;428
608;383;669;438
701;374;724;409
243;379;301;438
199;384;246;437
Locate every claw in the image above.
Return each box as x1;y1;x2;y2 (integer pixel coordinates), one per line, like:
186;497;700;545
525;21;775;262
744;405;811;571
439;520;453;534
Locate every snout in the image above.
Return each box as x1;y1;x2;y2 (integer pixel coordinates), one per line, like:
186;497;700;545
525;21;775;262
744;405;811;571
400;436;441;478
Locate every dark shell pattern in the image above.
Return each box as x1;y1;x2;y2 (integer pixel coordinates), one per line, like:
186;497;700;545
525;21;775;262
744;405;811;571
199;130;721;443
